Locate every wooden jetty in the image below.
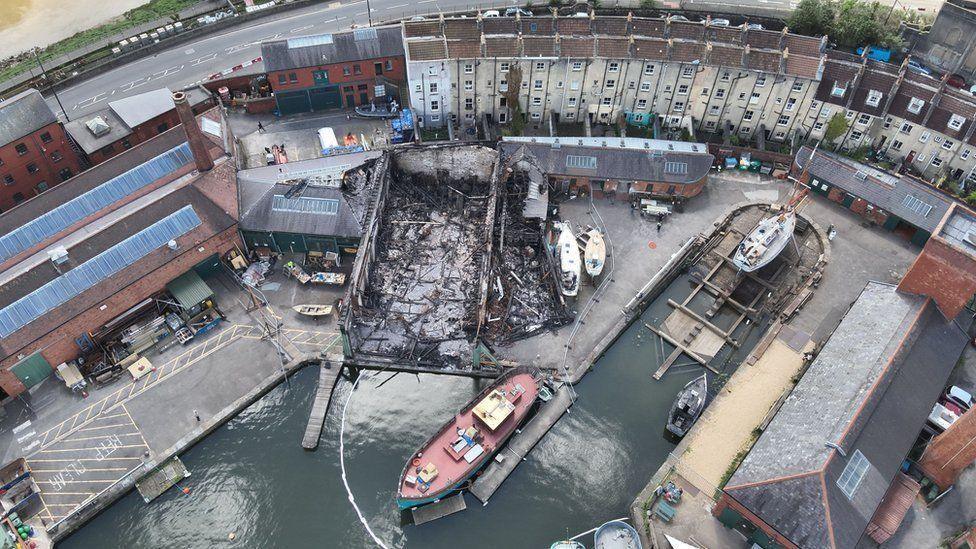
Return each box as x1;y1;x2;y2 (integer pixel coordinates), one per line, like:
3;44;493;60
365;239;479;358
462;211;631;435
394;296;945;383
470;385;574;504
411;494;467;525
136;456;189;503
302;361;343;450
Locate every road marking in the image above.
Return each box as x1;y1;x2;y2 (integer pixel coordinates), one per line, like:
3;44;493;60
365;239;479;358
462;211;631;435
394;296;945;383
31;467;130;473
36;444;148;453
190;52;218;66
418;0;437;3
185;48;195;55
28;457;145;462
290;25;315;33
74;423;132;433
388;3;409;8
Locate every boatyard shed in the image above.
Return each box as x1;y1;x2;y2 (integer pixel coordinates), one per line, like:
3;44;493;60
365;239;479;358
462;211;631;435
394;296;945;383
500;137;713;202
714;281;972;548
795;146;956;246
237;151;383;257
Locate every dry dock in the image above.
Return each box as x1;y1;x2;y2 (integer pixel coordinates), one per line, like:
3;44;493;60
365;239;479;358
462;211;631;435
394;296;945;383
302;361;343;450
470;385;574;504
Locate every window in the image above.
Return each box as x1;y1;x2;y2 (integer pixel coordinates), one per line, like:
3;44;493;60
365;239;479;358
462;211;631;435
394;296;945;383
430;83;439;94
903;194;934;217
775;97;783;105
931;156;944;167
534;79;543;90
866;89;883;107
949;114;966;131
883;116;893;129
353;64;361;75
566;155;597;169
900;122;914;134
430;100;439;111
756;74;766;87
831;81;847;97
715;89;726;99
386;60;394;71
792;82;803;92
557;81;564;89
943;139;955;151
608;62;619;72
289;72;298;83
427;66;436;76
673;101;685;112
638;82;650;92
705;121;716;130
464;80;473;91
14;143;27;156
26;163;38;174
3;175;13;186
700;87;710;96
682;65;694;78
35;182;47;192
464;64;473;74
58;168;72;181
637;99;647;109
343;66;351;76
374;62;383;76
709;105;720;115
571;61;583;71
536;61;546;70
156;122;169;134
908;97;925;114
845;111;855;121
749;92;760;104
677;84;688;95
40;132;52;144
919;131;930;143
720;71;731;82
774;131;786;139
564;111;575;119
664;162;688;174
532;96;542;106
643;64;655;75
857;113;871;126
917;153;927;163
568;97;577;106
850;130;863;141
499;80;508;92
431;114;440;122
963;149;972;160
837;450;871;500
777;115;790;126
891;139;904;151
628;81;635;90
500;62;510;73
570;81;580;91
813;121;825;131
601;97;612;106
605;79;615;89
531;112;541;120
465;98;473;111
785;98;797;112
51;151;63;162
740;126;751;134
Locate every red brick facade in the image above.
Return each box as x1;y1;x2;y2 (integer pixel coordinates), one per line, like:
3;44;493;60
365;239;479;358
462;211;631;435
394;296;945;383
713;493;801;549
559;174;707;200
268;55;406;107
898;210;976;320
84;100;214;166
0;122;84;212
0;226;241;397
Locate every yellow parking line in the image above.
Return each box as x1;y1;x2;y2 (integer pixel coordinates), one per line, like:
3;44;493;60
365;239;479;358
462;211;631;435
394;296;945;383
41;492;96;496
74;423;132;433
54;433;143;444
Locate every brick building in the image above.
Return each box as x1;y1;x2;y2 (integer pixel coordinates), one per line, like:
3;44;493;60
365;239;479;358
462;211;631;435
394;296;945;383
0;89;85;212
64;87;213;166
262;27;406;115
0;94;239;398
500;136;713;201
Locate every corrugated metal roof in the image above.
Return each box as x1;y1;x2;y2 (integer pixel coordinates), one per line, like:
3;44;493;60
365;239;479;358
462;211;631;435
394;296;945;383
166;269;213;309
865;473;920;543
261;27;404;72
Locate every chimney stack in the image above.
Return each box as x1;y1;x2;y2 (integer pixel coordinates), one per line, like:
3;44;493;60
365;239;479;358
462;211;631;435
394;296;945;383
172;91;214;173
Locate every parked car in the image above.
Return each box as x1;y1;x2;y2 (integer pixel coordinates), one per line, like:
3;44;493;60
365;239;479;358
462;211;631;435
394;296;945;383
668;14;689;22
907;58;932;76
483;9;500;17
711;18;731;27
409;15;426;21
945;385;974;410
573;11;590;17
947;73;967;89
505;7;532;16
745;23;764;30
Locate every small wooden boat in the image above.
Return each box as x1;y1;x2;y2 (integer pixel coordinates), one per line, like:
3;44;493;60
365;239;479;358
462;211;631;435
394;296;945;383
594;520;642;549
584;229;606;277
666;374;708;438
293;304;333;317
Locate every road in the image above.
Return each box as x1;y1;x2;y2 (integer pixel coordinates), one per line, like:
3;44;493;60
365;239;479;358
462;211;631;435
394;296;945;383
48;0;500;119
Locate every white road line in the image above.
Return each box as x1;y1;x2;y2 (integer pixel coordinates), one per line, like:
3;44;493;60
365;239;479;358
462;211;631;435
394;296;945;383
190;52;218;66
418;0;437;3
387;3;409;9
290;25;315;33
184;48;195;55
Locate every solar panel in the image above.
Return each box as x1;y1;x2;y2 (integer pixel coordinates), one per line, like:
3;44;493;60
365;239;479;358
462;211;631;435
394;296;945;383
0;206;201;339
565;155;597;169
287;34;333;49
272;195;340;215
0;143;193;263
354;28;378;41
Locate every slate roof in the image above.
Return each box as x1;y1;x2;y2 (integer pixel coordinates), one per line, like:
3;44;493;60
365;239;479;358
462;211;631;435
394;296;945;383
237;152;382;239
261;27;404;72
0;89;57;148
796;146;954;234
726;282;970;548
500;137;713;185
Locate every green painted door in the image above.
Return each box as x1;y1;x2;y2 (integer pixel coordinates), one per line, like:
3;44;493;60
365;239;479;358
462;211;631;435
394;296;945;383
911;229;931;246
842;193;856;208
882;215;900;231
273;232;305;253
12;352;52;389
276;90;311;115
309;86;342;111
193;254;222;278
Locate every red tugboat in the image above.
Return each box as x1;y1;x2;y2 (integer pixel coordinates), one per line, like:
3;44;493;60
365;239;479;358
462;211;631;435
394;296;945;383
396;366;541;510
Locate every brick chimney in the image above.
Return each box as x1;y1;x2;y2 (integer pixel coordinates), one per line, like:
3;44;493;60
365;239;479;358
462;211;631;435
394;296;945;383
898;203;976;320
172;91;213;173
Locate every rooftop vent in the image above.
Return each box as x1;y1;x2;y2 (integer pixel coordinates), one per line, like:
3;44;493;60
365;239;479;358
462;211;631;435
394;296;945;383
48;246;68;265
167;239;178;250
854;171;868;181
966;232;976;247
85;116;111;137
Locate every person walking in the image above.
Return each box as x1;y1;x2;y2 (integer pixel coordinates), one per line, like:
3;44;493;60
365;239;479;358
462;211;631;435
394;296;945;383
257;121;265;133
656;221;662;233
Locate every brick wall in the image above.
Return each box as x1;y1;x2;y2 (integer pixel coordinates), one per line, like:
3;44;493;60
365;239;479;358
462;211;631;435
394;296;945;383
0;226;241;397
268;55;406;92
898;233;976;320
86;100;214;166
713;493;801;549
919;407;976;490
0;122;85;211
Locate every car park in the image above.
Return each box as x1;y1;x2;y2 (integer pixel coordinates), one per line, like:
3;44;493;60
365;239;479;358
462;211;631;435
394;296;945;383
745;23;764;30
945;385;974;410
711;18;731;27
668;14;689;22
505;7;533;16
483;9;500;17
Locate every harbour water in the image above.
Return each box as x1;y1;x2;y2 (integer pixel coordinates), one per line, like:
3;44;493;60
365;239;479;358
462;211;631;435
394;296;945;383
0;0;147;58
61;277;766;548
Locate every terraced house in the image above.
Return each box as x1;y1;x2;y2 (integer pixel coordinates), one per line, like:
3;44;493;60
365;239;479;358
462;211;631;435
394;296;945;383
401;13;976;192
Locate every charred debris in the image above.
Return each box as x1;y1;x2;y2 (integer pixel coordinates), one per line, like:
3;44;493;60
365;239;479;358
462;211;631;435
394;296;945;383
343;144;571;375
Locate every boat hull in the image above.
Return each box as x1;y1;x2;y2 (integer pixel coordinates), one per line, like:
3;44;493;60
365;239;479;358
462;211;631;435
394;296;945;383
732;211;796;273
594;520;642;549
666;375;707;438
584;230;606;277
556;222;581;296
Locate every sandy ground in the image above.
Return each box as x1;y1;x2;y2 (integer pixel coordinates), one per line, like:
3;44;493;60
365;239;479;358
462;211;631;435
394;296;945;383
0;0;148;58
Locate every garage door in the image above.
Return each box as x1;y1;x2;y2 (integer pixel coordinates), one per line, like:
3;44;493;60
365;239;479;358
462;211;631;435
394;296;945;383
275;90;310;115
309;85;342;111
12;352;52;389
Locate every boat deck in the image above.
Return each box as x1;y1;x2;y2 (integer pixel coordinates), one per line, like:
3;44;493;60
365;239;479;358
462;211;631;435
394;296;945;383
399;371;539;504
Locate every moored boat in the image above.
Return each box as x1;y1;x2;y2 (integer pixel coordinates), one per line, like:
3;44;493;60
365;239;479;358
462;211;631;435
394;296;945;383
594;519;642;549
550;541;585;549
732;208;796;273
556;222;581;296
292;304;333;317
666;374;708;438
584;229;606;277
396;366;540;510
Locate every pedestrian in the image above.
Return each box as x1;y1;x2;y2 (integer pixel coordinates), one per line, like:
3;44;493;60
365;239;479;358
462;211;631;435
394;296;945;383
656;221;662;233
194;410;201;422
257;121;265;133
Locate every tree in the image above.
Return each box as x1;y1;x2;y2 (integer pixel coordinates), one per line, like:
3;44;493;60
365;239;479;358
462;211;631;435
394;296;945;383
823;112;849;146
787;0;835;37
640;0;657;8
503;64;525;136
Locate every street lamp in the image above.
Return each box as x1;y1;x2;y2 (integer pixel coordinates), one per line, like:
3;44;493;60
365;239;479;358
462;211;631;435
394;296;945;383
32;48;69;122
367;0;373;27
